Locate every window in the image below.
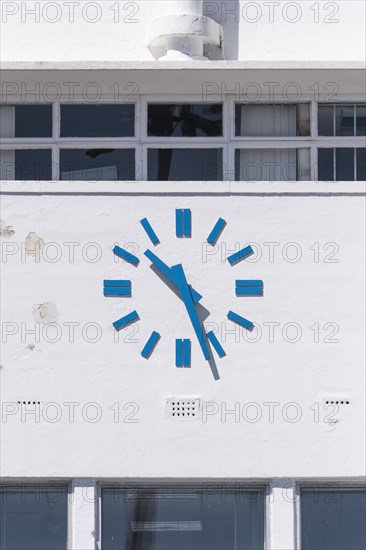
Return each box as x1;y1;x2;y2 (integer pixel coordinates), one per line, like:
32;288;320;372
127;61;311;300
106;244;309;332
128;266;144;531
0;104;52;138
1;98;365;182
60;149;135;181
102;486;265;550
148;104;223;137
0;487;68;550
318;104;366;136
235;148;310;181
0;149;52;180
301;488;366;550
235;103;310;137
318;148;366;181
148;148;223;181
60;104;135;137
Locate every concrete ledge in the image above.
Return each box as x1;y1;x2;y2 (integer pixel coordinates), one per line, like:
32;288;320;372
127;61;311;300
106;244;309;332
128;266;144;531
1;60;365;71
1;181;365;195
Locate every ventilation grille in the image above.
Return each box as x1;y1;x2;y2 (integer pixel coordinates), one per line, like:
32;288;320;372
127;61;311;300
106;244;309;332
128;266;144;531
324;399;351;406
165;398;200;420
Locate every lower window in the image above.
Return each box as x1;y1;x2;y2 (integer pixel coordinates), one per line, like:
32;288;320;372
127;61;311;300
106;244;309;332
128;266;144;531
102;486;265;550
60;149;135;181
301;488;366;550
235;148;310;181
0;487;68;550
318;148;366;181
147;149;223;181
0;149;52;181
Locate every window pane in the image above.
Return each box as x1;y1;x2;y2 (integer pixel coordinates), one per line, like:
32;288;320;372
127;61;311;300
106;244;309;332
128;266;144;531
335;104;355;136
0;149;53;180
60;149;135;181
301;489;366;550
356;105;366;136
357;148;366;180
235;104;310;137
318;105;334;136
0;105;52;138
0;488;68;550
102;487;265;550
318;149;334;181
61;105;135;137
148;104;223;137
148;149;223;181
336;148;354;180
235;148;310;181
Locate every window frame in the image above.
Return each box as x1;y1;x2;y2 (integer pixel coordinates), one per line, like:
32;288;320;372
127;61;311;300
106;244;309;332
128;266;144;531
0;484;70;550
98;482;267;550
1;95;365;182
297;485;366;550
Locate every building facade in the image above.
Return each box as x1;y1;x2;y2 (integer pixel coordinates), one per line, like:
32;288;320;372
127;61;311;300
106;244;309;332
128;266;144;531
0;1;365;549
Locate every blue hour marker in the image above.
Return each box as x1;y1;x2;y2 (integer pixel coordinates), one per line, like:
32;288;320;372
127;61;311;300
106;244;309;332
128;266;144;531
176;209;191;238
103;280;131;297
175;339;191;367
236;280;264;296
113;310;139;331
140;218;160;245
227;310;254;331
227;245;254;266
141;331;160;359
207;331;226;358
113;245;139;266
207;218;227;246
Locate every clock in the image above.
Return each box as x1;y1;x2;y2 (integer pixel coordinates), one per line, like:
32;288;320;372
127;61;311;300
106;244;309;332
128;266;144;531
103;209;264;376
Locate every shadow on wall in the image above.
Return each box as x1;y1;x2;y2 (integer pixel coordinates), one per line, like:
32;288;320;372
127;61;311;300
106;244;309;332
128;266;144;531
203;0;239;60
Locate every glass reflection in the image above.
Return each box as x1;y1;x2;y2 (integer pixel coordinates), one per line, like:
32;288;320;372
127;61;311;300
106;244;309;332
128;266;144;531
148;104;223;137
102;488;265;550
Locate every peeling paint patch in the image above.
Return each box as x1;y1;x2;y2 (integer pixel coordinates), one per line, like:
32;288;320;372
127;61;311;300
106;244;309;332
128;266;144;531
0;219;15;238
25;232;45;256
33;303;59;325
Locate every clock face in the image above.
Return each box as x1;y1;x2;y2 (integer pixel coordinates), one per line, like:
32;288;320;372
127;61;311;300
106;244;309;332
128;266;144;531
103;209;264;378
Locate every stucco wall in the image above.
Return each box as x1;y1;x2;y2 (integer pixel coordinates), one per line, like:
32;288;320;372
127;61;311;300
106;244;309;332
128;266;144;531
0;1;365;63
1;189;365;478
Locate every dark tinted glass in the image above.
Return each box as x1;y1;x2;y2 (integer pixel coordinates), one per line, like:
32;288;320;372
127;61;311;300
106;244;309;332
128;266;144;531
148;149;222;181
335;104;355;136
356;148;366;180
336;148;354;180
301;489;366;550
0;488;68;550
15;149;52;180
15;105;52;137
60;105;135;137
102;488;265;550
60;149;135;181
148;104;222;137
318;149;334;181
318;105;334;136
356;105;366;136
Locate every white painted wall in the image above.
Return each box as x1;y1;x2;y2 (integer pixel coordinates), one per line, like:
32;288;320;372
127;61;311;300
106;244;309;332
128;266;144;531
0;1;365;62
1;189;365;479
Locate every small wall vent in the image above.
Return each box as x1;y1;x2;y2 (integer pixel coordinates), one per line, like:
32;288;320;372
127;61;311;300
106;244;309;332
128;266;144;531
165;398;201;420
324;399;351;406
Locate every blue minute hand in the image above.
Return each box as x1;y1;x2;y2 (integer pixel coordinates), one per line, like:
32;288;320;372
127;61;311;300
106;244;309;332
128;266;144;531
144;249;202;304
171;263;211;361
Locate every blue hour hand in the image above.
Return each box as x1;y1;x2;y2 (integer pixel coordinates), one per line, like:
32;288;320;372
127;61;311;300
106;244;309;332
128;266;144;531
144;249;202;304
171;263;211;361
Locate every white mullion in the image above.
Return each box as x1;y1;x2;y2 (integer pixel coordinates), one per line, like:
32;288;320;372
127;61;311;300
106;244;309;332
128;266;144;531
52;144;59;181
69;480;97;550
267;481;297;550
